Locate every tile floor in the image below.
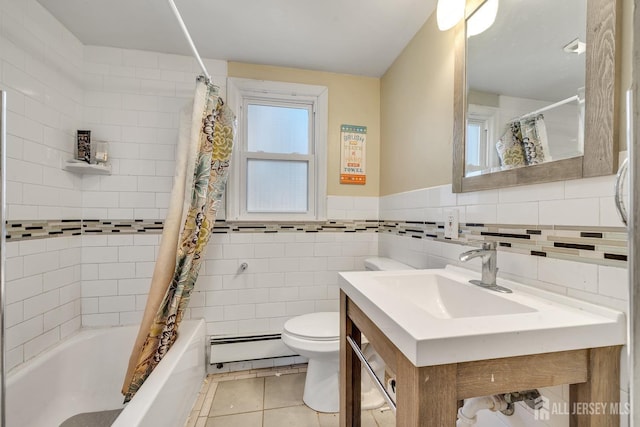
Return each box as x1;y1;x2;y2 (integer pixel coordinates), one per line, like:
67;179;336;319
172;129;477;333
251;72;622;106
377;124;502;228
184;365;396;427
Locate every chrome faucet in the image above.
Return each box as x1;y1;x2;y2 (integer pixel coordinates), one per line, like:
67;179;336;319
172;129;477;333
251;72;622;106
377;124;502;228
458;242;511;293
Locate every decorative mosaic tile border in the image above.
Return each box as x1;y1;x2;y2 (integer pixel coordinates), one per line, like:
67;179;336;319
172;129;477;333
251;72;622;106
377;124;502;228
379;220;628;267
5;219;628;267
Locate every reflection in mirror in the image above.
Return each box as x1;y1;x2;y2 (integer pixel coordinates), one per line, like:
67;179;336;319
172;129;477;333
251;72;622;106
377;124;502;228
465;0;587;177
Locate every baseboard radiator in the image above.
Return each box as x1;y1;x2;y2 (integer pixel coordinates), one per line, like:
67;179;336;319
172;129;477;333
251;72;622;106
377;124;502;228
209;334;297;365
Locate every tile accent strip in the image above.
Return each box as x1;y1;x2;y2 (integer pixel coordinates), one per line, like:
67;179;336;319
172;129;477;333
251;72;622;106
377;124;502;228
6;219;627;267
379;220;628;267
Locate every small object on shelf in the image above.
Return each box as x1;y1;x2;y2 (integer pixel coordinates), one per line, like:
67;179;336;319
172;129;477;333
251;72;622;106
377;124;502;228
92;140;109;165
76;130;91;163
64;160;111;175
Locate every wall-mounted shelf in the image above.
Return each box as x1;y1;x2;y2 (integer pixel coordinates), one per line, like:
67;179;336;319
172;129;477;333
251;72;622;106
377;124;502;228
64;161;111;175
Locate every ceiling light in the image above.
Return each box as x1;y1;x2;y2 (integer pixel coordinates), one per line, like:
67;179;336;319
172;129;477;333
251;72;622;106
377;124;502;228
467;0;499;37
437;0;465;31
563;38;587;55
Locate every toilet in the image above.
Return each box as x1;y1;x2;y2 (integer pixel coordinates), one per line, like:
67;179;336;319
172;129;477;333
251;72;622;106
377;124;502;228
281;257;414;413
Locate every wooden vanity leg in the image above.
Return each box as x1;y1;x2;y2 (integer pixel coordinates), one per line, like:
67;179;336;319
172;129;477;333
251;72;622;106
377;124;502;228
340;291;361;427
396;353;458;427
569;346;622;427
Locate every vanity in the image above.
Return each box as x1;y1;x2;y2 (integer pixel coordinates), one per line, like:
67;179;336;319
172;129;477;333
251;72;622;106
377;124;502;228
338;267;625;426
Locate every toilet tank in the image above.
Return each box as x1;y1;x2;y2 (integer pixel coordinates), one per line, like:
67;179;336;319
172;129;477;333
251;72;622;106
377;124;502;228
364;257;414;271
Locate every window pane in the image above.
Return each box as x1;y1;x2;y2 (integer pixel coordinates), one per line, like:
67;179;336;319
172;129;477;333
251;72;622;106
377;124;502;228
466;123;482;166
247;160;308;212
247;104;309;154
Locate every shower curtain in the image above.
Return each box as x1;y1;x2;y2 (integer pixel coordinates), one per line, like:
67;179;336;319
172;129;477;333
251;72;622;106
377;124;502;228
121;78;235;402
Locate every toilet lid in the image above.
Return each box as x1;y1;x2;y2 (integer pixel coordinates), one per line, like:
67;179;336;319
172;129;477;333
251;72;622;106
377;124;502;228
283;312;339;341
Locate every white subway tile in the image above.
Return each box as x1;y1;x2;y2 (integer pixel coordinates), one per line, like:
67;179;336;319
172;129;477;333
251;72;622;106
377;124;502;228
23;328;59;361
84;91;122;108
598;265;628;300
457;189;499;206
137;176;171;192
5;257;24;282
103;75;140;93
117;311;142;325
205;290;238;306
139;144;175;160
600;197;625;227
255;302;286;318
19;239;46;256
285;301;315;316
6;316;43;349
223;304;255;321
44;301;78;331
82;280;117;297
82;191;120;208
81;246;118;264
119;159;156;176
122;49;159;68
497;202;539;225
82;313;120;327
315;300;339;312
282;272;314;289
60;315;82;339
23;290;59;319
98;262;136;279
6;302;24;327
565;175;616;199
43;266;76;291
81;297;98;314
23;251;59;275
327;257;355;271
498;181;565;204
84;46;123;65
119;192;155;208
117;278;150;295
539;198;599;226
99;295;135;313
118;245;155;262
538;257;598;293
464;204;497;224
59;282;80;305
140;79;176;96
299;286;328;300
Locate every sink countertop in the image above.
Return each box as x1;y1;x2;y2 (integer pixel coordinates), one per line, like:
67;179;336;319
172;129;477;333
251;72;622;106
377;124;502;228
338;265;626;367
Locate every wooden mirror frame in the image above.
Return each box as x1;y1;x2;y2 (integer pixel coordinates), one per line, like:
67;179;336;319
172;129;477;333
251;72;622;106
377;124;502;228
452;0;621;193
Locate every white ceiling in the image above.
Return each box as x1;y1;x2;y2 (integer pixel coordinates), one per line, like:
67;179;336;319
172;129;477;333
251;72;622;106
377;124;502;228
35;0;437;77
467;0;586;102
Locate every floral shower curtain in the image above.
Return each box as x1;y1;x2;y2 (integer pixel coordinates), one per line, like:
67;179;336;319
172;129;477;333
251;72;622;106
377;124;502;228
121;78;235;402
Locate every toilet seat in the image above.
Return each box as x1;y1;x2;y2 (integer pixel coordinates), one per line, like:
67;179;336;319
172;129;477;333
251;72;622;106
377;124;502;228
283;312;339;341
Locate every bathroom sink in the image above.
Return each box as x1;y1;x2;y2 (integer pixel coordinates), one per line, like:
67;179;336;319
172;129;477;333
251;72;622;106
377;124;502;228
339;266;626;366
371;273;534;319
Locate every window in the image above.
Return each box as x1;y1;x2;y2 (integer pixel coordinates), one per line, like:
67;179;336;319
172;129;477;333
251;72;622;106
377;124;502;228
465;105;499;175
226;78;328;221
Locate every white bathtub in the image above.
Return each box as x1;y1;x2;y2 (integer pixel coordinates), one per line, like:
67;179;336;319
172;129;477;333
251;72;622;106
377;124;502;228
7;319;206;427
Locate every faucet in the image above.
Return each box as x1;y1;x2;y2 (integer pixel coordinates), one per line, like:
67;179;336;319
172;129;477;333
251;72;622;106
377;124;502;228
458;242;511;293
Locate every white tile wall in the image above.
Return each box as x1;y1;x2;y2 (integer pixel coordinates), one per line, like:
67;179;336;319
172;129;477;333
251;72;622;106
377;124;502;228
80;231;377;337
0;0;84;220
379;179;629;427
81;45;227;220
5;238;81;371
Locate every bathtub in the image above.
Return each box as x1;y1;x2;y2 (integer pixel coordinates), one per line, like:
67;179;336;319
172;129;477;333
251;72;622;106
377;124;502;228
7;319;206;427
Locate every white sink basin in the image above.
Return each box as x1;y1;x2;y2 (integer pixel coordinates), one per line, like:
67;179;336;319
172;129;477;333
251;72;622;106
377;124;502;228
339;266;626;366
372;274;535;319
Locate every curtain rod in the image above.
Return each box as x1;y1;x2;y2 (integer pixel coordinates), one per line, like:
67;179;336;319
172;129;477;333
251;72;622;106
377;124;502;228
517;95;580;121
167;0;212;84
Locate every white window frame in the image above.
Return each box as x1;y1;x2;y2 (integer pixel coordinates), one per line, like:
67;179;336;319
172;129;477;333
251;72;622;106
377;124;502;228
466;104;499;174
226;77;328;222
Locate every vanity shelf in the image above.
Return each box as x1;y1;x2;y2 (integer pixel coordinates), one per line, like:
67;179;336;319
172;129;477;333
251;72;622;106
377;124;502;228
64;161;111;175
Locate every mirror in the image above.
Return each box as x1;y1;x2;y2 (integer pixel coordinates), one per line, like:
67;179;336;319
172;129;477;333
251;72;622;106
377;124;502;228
452;0;621;193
